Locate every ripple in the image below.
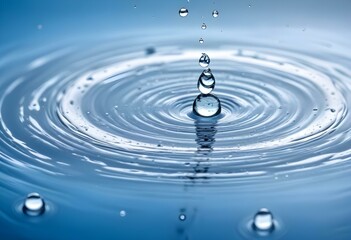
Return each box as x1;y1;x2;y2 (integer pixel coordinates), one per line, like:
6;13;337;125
0;38;351;185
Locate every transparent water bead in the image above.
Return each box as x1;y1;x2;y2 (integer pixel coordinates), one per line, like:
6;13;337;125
22;193;45;216
212;10;219;17
201;23;207;30
253;208;275;231
193;94;221;117
179;214;186;221
199;68;215;87
199;53;210;68
179;8;188;17
120;210;127;217
199;38;204;44
198;69;215;94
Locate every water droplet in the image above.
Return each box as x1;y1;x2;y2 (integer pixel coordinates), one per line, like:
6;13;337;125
179;214;186;221
22;193;45;216
198;69;215;94
199;38;204;44
193;94;221;117
198;82;213;94
199;53;210;68
212;10;219;18
330;108;336;113
201;23;207;30
199;69;215;87
179;8;188;17
253;208;274;231
120;210;126;217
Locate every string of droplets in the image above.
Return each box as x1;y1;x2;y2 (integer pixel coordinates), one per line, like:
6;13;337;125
179;7;221;117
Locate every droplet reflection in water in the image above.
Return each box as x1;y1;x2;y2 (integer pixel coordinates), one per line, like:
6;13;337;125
193;94;221;117
179;8;188;17
199;53;210;68
252;208;275;232
22;193;45;216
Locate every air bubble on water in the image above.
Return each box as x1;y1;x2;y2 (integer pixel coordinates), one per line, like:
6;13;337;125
252;208;275;231
22;193;45;216
193;94;221;117
120;210;127;217
212;10;219;17
201;23;207;30
199;53;210;68
179;214;186;221
199;38;204;44
179;8;188;17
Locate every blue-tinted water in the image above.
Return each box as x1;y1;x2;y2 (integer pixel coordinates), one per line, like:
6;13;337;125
1;1;351;239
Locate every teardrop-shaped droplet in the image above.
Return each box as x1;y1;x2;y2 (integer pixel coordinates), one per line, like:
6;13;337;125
212;10;219;18
199;38;204;44
199;53;210;68
179;8;188;17
201;23;207;30
199;68;215;87
193;94;221;117
22;193;45;216
253;208;275;231
198;82;213;94
198;69;215;94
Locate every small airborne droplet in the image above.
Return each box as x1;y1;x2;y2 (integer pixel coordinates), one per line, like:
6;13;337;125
199;53;210;68
22;193;45;216
212;10;219;18
179;214;186;221
179;8;188;17
201;23;207;30
199;38;204;44
252;208;275;231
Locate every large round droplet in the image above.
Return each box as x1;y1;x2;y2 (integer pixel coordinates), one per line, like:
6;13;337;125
193;94;221;117
179;8;188;17
252;208;275;231
22;193;45;216
199;53;210;68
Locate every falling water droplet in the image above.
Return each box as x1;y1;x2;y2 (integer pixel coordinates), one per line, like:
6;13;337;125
199;38;204;44
193;94;221;117
179;214;186;221
199;53;210;68
198;69;215;94
212;10;219;18
22;193;45;216
252;208;275;231
201;23;207;30
179;8;188;17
